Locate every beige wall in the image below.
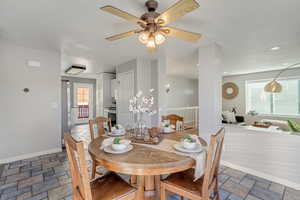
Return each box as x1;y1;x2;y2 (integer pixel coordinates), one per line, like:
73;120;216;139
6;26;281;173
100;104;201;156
0;40;61;163
165;75;198;108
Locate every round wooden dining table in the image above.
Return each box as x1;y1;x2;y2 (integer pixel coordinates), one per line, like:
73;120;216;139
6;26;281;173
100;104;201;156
88;129;207;200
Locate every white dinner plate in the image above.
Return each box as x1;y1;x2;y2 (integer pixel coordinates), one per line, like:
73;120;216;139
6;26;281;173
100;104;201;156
103;144;133;154
107;131;125;137
173;143;203;153
163;129;175;133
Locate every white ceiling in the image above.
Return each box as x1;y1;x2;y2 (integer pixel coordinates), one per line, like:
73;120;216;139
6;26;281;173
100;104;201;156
1;0;300;78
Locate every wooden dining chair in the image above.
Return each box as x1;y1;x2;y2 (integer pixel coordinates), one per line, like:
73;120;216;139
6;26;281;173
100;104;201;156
162;114;184;130
160;128;225;200
88;117;112;179
89;117;112;140
64;134;137;200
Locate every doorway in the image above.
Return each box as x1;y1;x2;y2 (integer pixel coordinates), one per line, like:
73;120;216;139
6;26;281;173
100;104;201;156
61;77;96;129
72;83;94;124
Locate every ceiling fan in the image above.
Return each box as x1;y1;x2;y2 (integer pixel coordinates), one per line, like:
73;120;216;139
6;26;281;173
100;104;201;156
100;0;202;52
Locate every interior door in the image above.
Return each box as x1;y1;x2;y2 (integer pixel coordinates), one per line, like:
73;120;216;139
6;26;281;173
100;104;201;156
72;83;94;124
117;71;134;127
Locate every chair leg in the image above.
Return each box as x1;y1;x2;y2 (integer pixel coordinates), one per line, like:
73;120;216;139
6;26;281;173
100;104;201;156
214;181;220;200
91;161;96;179
160;183;166;200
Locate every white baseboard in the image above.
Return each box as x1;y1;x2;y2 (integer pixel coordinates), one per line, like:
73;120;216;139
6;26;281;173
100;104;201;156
221;160;300;191
0;148;62;164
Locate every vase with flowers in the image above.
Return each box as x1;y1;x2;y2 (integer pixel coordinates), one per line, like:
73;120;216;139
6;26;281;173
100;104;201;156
129;89;157;139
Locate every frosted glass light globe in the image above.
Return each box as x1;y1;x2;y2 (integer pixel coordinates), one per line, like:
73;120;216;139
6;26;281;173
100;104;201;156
146;37;156;48
146;36;156;51
154;32;165;45
138;32;149;44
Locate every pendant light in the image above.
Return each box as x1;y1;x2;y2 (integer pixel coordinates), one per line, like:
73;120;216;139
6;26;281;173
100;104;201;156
264;63;300;93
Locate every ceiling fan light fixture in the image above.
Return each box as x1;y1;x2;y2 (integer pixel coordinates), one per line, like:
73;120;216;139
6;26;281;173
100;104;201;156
101;0;202;52
146;36;157;52
138;31;149;44
154;32;165;45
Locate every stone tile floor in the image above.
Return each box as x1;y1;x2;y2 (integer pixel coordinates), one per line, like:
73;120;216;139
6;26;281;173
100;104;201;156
0;125;299;200
0;152;299;200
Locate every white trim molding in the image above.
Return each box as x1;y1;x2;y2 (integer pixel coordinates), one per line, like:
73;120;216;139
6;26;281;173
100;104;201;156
221;160;300;191
0;148;62;164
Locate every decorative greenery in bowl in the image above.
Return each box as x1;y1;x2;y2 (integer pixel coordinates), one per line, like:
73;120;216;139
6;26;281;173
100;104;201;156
112;125;125;135
112;137;127;151
163;124;174;133
114;125;122;130
183;135;197;149
184;135;196;143
113;137;121;144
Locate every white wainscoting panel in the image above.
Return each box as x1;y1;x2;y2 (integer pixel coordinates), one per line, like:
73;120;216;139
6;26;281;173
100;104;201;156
222;124;300;189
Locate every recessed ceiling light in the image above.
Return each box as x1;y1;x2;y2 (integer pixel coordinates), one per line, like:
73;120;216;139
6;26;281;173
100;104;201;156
223;72;229;74
270;46;280;51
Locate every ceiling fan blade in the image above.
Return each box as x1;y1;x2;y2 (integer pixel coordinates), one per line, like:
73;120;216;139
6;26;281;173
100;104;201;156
156;0;200;26
100;6;146;25
105;29;142;41
161;26;202;43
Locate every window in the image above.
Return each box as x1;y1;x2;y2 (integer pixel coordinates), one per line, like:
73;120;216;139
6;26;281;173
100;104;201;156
77;88;89;105
76;87;90;119
246;78;300;116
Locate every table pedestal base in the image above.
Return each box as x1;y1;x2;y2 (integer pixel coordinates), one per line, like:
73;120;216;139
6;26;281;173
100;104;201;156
131;175;161;200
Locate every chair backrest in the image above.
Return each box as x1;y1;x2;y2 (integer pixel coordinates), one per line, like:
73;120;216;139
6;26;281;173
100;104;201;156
202;128;225;197
89;117;112;140
64;134;92;200
162;114;184;129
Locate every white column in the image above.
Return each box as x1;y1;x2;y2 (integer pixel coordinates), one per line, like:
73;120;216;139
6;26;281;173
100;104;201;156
96;73;104;117
136;58;152;127
198;44;223;142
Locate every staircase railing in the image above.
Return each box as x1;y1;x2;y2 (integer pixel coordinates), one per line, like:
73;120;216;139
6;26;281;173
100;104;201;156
164;106;199;129
78;105;89;119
